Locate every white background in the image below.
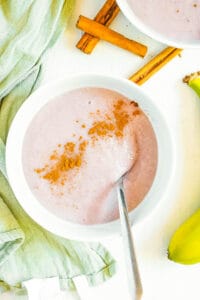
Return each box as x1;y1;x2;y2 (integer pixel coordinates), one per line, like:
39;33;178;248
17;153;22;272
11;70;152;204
6;1;200;299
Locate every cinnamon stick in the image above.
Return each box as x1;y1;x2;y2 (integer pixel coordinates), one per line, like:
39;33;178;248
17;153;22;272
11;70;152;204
129;47;182;85
76;0;120;54
76;16;148;58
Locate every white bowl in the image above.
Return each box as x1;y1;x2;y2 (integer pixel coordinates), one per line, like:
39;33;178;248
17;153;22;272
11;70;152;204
117;0;200;48
6;74;175;240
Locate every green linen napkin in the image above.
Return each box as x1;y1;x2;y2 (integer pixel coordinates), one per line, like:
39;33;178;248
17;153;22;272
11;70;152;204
0;0;116;297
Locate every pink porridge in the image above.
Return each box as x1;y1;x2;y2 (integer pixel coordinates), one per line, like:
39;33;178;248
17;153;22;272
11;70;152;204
22;87;158;225
128;0;200;41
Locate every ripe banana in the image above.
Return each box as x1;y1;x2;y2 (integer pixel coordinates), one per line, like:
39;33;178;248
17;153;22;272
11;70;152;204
168;208;200;264
169;73;200;264
183;71;200;98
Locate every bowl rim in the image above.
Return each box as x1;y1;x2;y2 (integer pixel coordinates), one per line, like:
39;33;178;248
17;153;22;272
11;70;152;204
6;74;176;241
116;0;200;49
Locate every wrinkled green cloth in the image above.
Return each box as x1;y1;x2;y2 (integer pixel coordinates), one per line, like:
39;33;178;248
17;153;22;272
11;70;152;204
0;0;116;297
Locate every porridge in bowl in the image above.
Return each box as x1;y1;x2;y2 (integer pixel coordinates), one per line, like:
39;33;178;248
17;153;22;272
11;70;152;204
128;0;200;42
22;87;158;225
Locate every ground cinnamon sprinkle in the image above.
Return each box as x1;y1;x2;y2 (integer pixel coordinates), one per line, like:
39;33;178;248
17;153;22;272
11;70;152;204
35;140;85;185
50;153;57;160
35;99;139;186
79;141;88;152
88;121;115;136
88;99;132;139
64;142;75;152
132;110;141;116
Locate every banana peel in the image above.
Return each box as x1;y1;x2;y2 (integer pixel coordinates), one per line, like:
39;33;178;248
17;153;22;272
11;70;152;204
168;209;200;264
183;71;200;98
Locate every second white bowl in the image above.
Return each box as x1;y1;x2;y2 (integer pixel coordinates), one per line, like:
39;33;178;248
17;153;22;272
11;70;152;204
117;0;200;49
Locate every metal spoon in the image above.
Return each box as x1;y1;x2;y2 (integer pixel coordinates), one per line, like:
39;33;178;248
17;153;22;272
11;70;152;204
116;174;143;300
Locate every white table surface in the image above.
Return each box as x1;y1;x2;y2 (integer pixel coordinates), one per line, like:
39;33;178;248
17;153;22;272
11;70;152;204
13;1;200;299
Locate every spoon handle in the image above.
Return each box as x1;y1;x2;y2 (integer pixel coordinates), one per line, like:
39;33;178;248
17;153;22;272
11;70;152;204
117;179;143;300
